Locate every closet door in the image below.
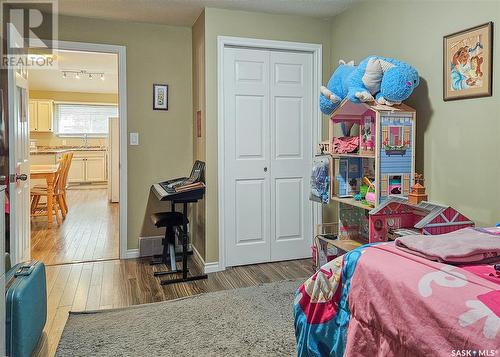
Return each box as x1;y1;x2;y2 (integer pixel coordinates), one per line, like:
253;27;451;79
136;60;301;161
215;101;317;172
224;47;271;266
269;51;313;261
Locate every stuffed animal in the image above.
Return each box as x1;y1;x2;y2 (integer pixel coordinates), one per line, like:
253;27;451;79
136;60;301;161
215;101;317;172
320;56;420;115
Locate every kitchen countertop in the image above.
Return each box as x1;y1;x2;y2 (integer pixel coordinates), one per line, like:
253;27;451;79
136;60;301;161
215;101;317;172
30;146;107;155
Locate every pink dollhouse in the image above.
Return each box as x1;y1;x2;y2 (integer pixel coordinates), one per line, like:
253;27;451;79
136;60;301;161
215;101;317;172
369;196;475;243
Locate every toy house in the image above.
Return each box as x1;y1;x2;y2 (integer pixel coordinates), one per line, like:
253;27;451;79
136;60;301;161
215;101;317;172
328;99;416;206
326;99;416;241
369;196;475;243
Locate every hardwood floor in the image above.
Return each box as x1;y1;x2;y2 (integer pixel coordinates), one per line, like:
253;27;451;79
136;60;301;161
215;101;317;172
31;188;119;265
35;257;312;357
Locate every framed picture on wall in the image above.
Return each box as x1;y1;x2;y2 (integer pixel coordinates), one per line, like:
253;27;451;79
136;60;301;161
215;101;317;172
443;22;493;101
153;84;168;110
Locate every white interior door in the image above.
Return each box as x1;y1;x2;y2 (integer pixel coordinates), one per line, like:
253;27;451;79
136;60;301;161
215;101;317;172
223;46;313;267
270;51;313;261
224;47;271;266
8;64;31;265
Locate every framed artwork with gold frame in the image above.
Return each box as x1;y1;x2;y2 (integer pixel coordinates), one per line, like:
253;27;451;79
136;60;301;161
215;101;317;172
443;22;493;101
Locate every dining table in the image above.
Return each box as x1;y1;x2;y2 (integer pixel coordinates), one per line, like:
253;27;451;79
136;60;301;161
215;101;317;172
30;164;59;228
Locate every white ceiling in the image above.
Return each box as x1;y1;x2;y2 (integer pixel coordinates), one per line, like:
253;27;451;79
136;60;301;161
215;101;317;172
56;0;357;26
28;50;118;94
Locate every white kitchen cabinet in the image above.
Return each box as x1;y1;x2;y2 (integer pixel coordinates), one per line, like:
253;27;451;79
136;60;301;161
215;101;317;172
29;99;54;132
85;156;106;182
67;157;86;183
68;151;107;184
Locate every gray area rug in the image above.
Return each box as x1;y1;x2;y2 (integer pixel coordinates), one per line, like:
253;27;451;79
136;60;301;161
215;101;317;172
56;279;304;357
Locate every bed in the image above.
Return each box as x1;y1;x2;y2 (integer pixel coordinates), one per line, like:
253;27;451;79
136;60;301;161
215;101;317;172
294;242;500;356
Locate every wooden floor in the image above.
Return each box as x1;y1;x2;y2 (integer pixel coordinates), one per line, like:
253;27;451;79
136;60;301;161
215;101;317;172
35;257;312;357
31;188;119;265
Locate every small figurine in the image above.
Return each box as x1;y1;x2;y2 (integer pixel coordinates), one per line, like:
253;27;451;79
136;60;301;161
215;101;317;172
408;173;428;205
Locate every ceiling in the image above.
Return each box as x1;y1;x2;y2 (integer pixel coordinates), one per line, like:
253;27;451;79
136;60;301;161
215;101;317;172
28;50;118;94
56;0;357;26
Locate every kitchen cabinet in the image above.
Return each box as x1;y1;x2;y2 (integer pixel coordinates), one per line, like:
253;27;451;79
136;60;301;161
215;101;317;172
68;151;107;184
29;99;54;132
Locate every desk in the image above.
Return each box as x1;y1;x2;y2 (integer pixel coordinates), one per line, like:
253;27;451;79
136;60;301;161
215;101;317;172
30;164;58;228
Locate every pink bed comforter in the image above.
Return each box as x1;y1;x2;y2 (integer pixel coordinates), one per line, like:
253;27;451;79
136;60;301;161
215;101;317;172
345;244;499;356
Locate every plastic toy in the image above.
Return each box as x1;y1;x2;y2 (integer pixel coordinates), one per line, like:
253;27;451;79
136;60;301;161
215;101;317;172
320;56;420;115
369;196;474;243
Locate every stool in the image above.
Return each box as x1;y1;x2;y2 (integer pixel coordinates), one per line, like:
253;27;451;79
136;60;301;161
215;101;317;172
151;211;188;275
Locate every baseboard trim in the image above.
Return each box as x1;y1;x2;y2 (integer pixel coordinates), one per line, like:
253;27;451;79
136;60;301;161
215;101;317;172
192;246;223;274
124;249;139;259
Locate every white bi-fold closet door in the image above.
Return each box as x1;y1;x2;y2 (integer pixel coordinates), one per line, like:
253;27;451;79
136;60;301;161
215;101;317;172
223;46;313;267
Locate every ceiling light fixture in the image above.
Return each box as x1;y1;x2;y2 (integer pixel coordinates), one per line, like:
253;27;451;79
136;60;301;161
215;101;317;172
60;69;105;81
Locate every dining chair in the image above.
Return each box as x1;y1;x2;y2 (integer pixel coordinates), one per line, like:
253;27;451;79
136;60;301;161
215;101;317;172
30;153;73;225
59;152;73;214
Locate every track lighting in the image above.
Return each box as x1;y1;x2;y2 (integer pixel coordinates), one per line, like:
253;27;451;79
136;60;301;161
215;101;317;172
60;70;105;80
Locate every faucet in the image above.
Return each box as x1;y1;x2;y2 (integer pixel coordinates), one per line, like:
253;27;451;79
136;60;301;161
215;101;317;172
82;133;89;148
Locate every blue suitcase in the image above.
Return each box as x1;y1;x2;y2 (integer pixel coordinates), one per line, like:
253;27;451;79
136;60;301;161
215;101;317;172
5;260;47;357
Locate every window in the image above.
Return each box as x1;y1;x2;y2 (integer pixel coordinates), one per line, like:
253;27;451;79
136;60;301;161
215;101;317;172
388;126;403;146
55;103;118;136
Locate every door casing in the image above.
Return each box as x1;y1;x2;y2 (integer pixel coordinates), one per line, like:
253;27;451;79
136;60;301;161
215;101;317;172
217;36;322;271
8;40;131;260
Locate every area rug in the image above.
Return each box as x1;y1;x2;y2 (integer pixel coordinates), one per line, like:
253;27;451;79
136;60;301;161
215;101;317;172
56;279;304;357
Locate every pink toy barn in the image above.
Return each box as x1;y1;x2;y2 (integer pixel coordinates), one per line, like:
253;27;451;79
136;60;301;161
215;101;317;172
369;196;474;243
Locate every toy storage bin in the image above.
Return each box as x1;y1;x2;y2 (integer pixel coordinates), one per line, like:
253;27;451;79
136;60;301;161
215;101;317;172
312;223;339;271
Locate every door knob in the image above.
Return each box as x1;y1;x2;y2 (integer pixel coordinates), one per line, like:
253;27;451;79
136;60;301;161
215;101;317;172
264;167;268;172
16;174;28;181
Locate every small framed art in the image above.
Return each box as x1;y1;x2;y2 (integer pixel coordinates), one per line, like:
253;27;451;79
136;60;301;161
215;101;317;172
153;84;168;110
443;22;493;101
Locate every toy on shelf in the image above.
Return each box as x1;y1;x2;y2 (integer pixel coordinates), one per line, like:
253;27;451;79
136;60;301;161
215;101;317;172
319;56;420;115
363;177;376;206
408;173;428;205
368;175;475;242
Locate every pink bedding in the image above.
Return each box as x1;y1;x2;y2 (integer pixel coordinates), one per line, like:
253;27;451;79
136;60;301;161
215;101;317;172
346;244;499;356
395;227;500;264
294;243;500;356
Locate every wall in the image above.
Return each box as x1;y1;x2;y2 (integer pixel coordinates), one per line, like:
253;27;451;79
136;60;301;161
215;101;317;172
29;90;117;147
330;0;500;226
191;11;206;259
203;7;332;263
51;16;193;249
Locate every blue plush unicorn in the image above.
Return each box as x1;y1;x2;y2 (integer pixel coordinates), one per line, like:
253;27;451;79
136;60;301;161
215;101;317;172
320;56;420;115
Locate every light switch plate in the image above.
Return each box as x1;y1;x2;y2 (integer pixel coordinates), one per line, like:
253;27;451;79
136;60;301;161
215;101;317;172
129;132;139;145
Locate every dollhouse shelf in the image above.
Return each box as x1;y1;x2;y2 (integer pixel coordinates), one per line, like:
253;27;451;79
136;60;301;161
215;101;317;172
331;196;373;211
330;153;375;159
328;99;416;242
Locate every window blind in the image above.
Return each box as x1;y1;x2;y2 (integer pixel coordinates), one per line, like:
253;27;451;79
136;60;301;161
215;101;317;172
55;103;118;135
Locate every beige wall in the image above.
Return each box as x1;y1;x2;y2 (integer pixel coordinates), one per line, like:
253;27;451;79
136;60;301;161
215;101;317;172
191;11;207;259
203;7;332;263
29;90;117;147
330;1;500;226
53;16;193;249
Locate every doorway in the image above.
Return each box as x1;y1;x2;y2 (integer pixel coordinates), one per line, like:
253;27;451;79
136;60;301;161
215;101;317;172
218;37;322;268
8;41;128;266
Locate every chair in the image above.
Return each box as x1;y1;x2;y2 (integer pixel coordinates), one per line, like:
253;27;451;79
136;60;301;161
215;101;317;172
150;211;189;274
30;153;73;224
